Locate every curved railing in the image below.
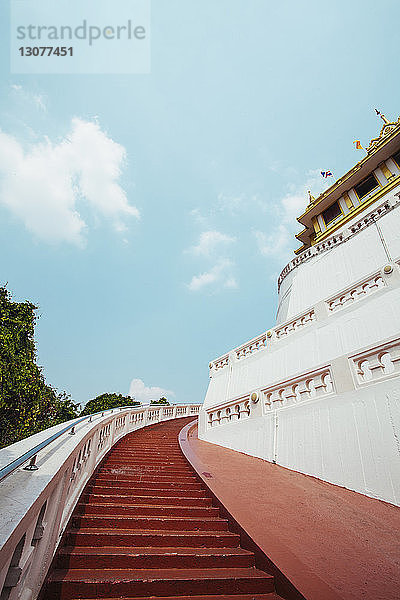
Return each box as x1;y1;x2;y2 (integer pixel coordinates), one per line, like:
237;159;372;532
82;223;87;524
0;403;201;600
277;193;399;291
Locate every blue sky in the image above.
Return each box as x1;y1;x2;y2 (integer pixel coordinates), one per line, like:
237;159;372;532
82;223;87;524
0;0;399;407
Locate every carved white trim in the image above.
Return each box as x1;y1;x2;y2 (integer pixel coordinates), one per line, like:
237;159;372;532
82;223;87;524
207;396;251;429
235;333;267;359
350;337;400;385
275;309;316;339
262;366;334;410
326;272;385;312
278;195;400;291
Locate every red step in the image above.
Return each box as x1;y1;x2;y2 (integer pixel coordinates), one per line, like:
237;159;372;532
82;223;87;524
76;503;220;518
72;515;229;531
86;484;208;497
65;528;240;548
56;546;255;569
41;418;279;599
46;567;275;598
66;592;282;600
83;493;213;507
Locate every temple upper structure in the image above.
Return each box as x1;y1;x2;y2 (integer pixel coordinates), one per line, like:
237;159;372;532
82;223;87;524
295;113;400;253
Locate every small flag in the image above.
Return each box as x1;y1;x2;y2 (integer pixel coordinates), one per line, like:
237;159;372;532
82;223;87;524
354;140;363;150
321;170;333;178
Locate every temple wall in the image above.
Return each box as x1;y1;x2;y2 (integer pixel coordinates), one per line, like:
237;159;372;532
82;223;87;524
276;188;400;324
200;199;400;504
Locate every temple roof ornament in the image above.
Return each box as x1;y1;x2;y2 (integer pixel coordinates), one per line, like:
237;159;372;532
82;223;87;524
307;190;316;208
366;111;400;154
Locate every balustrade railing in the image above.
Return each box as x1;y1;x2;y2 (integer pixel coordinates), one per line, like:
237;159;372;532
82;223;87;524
262;367;334;409
207;396;251;429
350;338;400;384
210;258;398;374
326;272;385;312
277;194;400;291
0;403;201;600
205;334;400;432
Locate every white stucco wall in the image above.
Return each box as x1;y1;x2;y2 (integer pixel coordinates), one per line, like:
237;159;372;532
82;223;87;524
200;195;400;505
276;190;400;324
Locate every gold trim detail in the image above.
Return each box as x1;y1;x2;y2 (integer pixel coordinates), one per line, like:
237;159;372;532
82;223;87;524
380;161;393;180
306;174;400;247
297;115;400;222
312;216;321;234
366;115;400;154
343;192;354;209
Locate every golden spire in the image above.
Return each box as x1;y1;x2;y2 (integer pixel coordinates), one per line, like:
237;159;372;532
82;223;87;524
375;108;389;124
307;190;315;206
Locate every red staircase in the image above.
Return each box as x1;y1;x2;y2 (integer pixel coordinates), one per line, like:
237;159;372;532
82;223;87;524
42;417;282;600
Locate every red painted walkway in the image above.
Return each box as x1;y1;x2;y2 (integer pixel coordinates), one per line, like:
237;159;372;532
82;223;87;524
42;418;283;600
181;422;400;600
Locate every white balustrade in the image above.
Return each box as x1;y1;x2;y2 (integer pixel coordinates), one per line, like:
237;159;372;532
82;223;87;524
277;196;399;291
262;367;334;409
0;403;201;600
213;355;229;370
350;338;400;385
275;309;315;339
207;397;251;429
327;272;385;312
235;333;267;359
210;253;399;374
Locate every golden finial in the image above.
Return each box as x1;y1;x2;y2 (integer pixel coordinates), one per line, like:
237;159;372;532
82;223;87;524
308;190;315;205
375;108;389;124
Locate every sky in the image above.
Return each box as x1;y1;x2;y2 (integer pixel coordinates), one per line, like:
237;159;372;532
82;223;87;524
0;0;399;408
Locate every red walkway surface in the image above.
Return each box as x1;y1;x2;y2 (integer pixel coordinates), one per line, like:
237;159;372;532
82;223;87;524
42;418;282;600
181;422;400;600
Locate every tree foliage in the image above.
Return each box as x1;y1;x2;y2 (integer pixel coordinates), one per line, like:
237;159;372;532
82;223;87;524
151;397;170;405
0;286;79;448
80;393;140;416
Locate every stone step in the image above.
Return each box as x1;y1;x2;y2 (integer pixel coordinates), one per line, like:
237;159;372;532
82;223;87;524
83;493;212;507
88;479;203;490
86;484;208;497
65;528;241;548
56;546;255;569
46;567;275;599
76;502;219;518
72;514;229;531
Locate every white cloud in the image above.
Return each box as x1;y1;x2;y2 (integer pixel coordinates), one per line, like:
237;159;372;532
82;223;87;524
187;230;236;257
0;118;139;245
255;170;331;262
188;258;236;292
129;378;175;404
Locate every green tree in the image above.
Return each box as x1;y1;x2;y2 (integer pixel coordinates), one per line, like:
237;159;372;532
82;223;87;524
0;286;79;448
151;397;170;405
80;393;140;416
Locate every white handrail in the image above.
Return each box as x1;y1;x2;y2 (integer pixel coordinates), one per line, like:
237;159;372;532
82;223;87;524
0;403;201;600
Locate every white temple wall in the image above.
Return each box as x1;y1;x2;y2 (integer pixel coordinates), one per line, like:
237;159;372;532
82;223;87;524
200;380;400;505
379;208;400;258
200;260;400;504
204;282;400;409
276;193;400;324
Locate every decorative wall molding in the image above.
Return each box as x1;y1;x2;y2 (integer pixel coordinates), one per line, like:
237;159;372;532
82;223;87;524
262;367;334;410
350;337;400;385
326;272;385;313
235;333;267;359
209;259;399;374
275;309;316;339
207;396;251;429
